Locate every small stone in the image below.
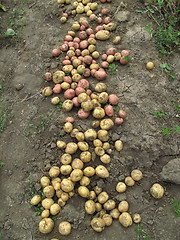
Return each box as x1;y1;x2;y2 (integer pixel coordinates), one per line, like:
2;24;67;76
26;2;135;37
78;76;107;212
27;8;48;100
160;158;180;184
51;143;56;149
34;144;40;150
4;220;13;230
15;83;24;91
118;174;125;181
34;183;41;191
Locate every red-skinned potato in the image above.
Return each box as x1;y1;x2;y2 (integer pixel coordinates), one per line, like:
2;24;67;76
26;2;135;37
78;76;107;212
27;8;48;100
80;40;89;49
106;47;117;56
63;59;71;65
66;117;74;123
72;97;80;107
78;109;90;119
64;89;75;99
95;25;104;32
65;35;73;42
86;28;94;36
64;76;72;84
44;72;52;81
83;68;91;77
121;50;129;57
104;105;114;117
52;49;61;57
84;55;93;65
78;79;90;89
61;44;69;52
115;117;124;125
108;94;119;105
74;37;80;43
97;17;103;23
53;84;62;94
120;57;128;65
81;20;89;28
89;13;96;21
79;31;87;40
101;61;109;69
102;54;107;60
102;8;109;15
75;87;86;96
95;68;107;80
118;110;127;119
104;17;110;24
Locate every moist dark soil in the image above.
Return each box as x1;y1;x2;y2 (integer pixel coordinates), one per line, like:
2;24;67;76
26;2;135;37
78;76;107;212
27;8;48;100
0;0;180;240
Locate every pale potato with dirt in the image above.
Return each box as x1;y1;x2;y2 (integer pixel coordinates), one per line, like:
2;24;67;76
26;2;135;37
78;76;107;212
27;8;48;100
62;100;74;111
78;141;89;151
102;142;110;150
94;82;107;92
53;70;65;83
85;200;96;214
125;177;135;187
103;199;116;211
42;86;53;96
61;192;69;202
119;212;133;227
91;120;100;128
40;176;50;187
102;214;113;226
60;153;72;164
93;107;105;119
96;165;109;178
63;122;73;133
71;128;79;138
83;166;95;177
65;142;78;154
61;179;74;192
60;165;72;175
43;186;55;198
49;166;60;178
95;30;110;40
52;178;61;190
76;132;85;142
70;169;83;182
110;208;120;219
89;190;96;200
71;158;84;169
51;96;60;105
80;176;90;186
116;182;127;193
95;147;105;156
150;183;164;199
118;201;129;212
133;213;141;223
84;129;97;141
39;218;54;234
100;154;111;164
58;198;66;207
98;129;109;142
42;198;54;210
91;218;105;232
100;118;114;130
131;169;143;181
59;221;71;236
98;92;109;104
81;100;93;111
77;92;88;103
80;151;91;163
50;203;61;215
93;139;103;147
57;140;66;149
78;186;90;198
30;195;41;205
41;209;50;218
115;140;123;151
98;191;109;204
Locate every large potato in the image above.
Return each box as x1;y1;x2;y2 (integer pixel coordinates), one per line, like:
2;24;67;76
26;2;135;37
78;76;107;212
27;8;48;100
110;208;120;219
80;176;90;186
30;195;41;205
85;200;96;214
150;183;164;199
131;169;143;181
98;92;109;104
65;142;78;154
70;169;83;182
118;201;129;212
102;214;113;226
103;199;116;211
84;129;97;141
71;158;84;170
98;130;109;142
53;71;65;84
50;203;61;215
95;82;107;92
96;165;109;178
76;132;85;142
49;166;60;178
91;218;105;232
98;192;109;204
61;179;74;192
93;107;105;119
39;218;54;234
42;198;54;209
83;166;95;177
81;100;93;112
95;147;105;156
77;93;88;103
78;141;89;151
57;140;66;149
40;176;50;187
95;30;110;40
100;119;114;130
119;212;132;227
80;151;91;163
62;100;73;111
78;186;90;198
93;139;103;147
60;165;72;175
59;221;71;236
43;186;55;198
116;182;127;193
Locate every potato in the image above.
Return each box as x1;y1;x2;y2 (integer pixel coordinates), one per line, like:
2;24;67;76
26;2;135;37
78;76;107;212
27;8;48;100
30;195;41;205
93;139;103;147
73;59;81;68
75;132;85;142
115;140;123;151
118;201;129;212
77;93;88;103
98;129;109;142
65;142;78;154
92;99;101;109
69;191;75;198
42;87;53;96
56;189;63;198
51;97;60;105
93;107;105;119
68;30;75;36
43;186;55;198
125;177;135;187
59;221;71;236
89;190;96;200
83;166;95;177
95;202;102;212
91;218;105;232
88;44;96;53
42;198;54;210
91;120;100;128
98;192;109;204
102;214;113;226
92;51;100;59
88;38;96;45
50;203;61;215
80;151;91;163
95;82;107;93
72;73;81;82
60;154;72;164
61;179;74;192
52;178;61;190
70;128;79;138
94;186;102;195
41;209;50;218
98;92;108;104
107;55;114;63
78;141;89;151
100;154;111;164
78;186;90;198
39;218;54;234
102;142;110;150
99;209;107;218
95;30;110;40
57;140;66;149
100;119;114;130
80;176;90;186
53;71;65;84
150;183;164;199
71;158;84;169
119;212;133;227
84;129;97;141
131;169;143;181
64;122;73;133
110;208;120;219
40;176;50;187
90;2;98;10
113;36;121;44
116;182;127;193
133;213;141;223
85;200;96;214
61;192;69;202
96;165;109;178
58;198;66;207
103;22;117;31
90;63;99;70
77;65;85;74
62;100;73;111
70;169;83;182
49;166;60;178
103;199;116;211
95;147;105;156
81;100;93;112
76;5;85;14
81;49;90;56
60;165;72;175
146;62;154;70
61;82;70;90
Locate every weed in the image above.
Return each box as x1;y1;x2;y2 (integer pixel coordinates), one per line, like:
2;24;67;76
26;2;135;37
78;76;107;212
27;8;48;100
0;2;6;11
0;232;2;240
0;162;4;167
0;105;9;133
160;63;176;79
153;110;169;118
123;56;130;62
161;127;172;135
108;63;118;76
172;199;180;217
137;224;151;240
58;101;64;109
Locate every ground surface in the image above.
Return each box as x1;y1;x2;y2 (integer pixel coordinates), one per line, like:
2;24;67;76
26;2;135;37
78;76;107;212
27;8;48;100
0;0;180;239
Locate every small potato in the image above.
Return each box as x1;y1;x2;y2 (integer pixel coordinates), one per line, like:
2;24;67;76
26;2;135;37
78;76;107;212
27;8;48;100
60;165;72;175
42;198;54;210
40;176;50;188
103;199;116;211
95;82;107;93
146;62;154;70
57;140;66;149
118;201;129;213
50;203;61;215
41;209;50;218
78;141;89;151
52;178;61;190
70;169;83;182
113;36;121;44
85;200;96;214
61;192;69;202
100;154;111;164
89;191;96;200
49;166;60;178
72;73;81;82
80;176;90;186
84;129;97;141
71;158;84;169
51;96;60;105
71;128;79;138
60;154;72;164
62;100;73;111
116;182;127;193
110;208;120;219
114;52;121;61
119;212;133;227
150;183;164;199
42;87;53;96
59;221;71;236
93;107;105;119
100;118;114;130
96;165;109;178
76;132;85;142
102;142;110;150
133;213;141;223
98;92;109;104
102;214;113;226
61;179;74;192
98;130;109;142
92;51;100;59
98;192;109;204
88;38;96;45
95;147;105;156
72;22;81;31
83;166;95;177
107;55;114;63
100;209;107;217
39;218;54;234
125;177;135;187
94;186;102;195
43;186;55;198
61;82;70;90
78;186;90;198
92;99;101;109
58;198;66;207
30;195;41;205
80;151;91;163
115;140;123;151
91;218;105;232
91;92;99;100
88;44;96;53
95;202;102;212
91;120;100;128
93;139;103;147
131;169;143;181
64;122;73;133
77;65;86;74
65;142;78;154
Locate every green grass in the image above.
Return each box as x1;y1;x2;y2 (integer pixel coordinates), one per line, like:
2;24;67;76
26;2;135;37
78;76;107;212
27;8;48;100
137;224;151;240
108;63;119;76
160;63;176;79
172;199;180;217
0;162;4;167
153;110;169;118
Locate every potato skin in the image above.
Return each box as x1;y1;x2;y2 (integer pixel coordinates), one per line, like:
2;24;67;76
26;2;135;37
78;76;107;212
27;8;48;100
91;218;105;232
103;199;116;211
61;179;74;192
131;169;143;181
98;192;109;204
59;221;71;236
95;30;110;40
39;218;54;234
40;176;50;188
50;203;61;215
30;195;41;205
150;183;164;199
43;186;55;198
42;198;54;210
85;200;96;214
96;165;109;178
119;212;133;227
118;201;129;213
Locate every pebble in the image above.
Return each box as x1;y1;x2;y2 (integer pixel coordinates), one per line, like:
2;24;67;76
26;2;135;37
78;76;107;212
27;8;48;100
15;83;24;91
51;143;56;149
115;11;130;22
4;220;13;230
160;158;180;184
